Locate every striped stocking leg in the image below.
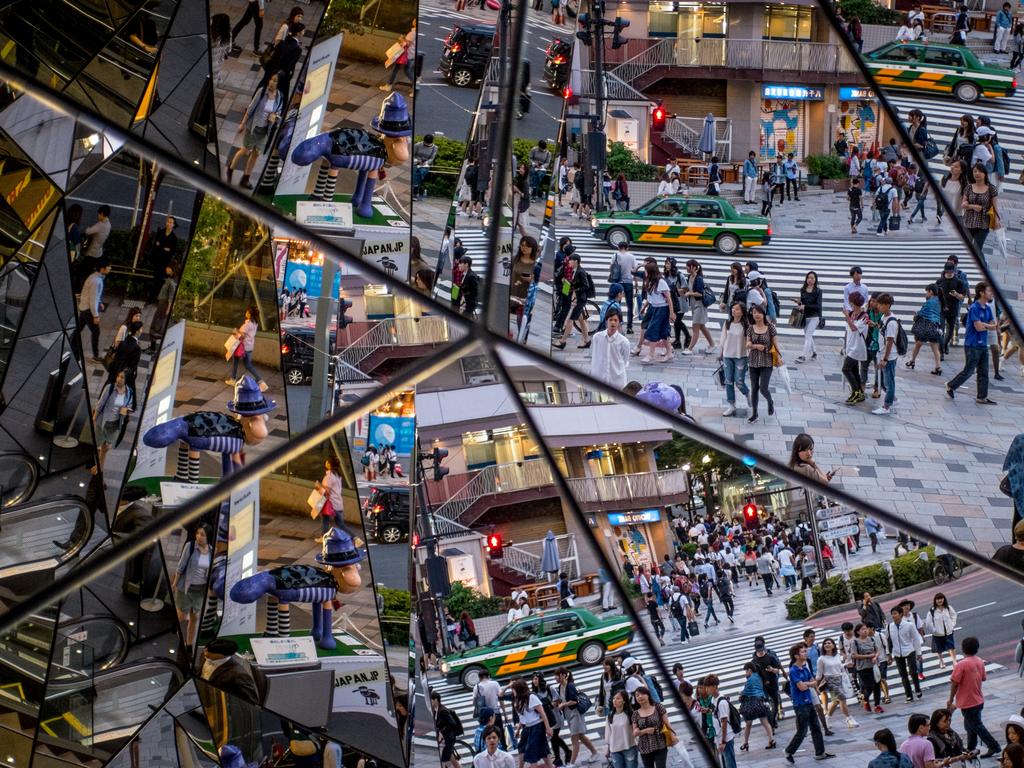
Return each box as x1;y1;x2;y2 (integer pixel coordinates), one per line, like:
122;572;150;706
175;442;190;482
278;603;290;636
265;598;279;637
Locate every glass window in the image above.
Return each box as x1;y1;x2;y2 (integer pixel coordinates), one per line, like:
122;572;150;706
763;6;813;41
701;5;728;37
645;200;684;217
498;619;541;645
648;9;677;36
542;614;584;637
686;201;722;219
463;431;496;468
460;354;496;384
922;48;963;67
880;44;921;62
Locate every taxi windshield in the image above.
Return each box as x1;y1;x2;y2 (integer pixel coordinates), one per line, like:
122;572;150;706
491;618;540;646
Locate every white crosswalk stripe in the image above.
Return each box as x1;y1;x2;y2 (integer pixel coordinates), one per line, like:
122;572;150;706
415;615;1002;752
442;223;977;340
419;0;570;38
887;90;1024;198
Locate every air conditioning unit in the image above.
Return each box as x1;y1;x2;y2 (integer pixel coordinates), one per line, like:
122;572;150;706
468;374;497;385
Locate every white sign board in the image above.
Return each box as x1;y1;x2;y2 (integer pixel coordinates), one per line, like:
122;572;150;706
297;200;354;230
274;34;344;199
159;481;207;507
219;480;261;636
250;635;320;669
362;235;410;283
819;525;860;539
816;506;854;521
130;321;185;482
321;647;390;715
818;515;859;532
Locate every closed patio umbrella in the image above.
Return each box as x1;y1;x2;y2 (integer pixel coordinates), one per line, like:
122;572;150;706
698;113;717;157
540;530;560;577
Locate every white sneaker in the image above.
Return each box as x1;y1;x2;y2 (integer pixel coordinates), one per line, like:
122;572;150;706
872;406;891;415
847;717;859;728
723;405;736;417
681;349;693;356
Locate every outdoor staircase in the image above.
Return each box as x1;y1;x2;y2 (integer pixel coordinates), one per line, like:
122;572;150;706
431;458;557;529
609;38;675;89
338;316;450;380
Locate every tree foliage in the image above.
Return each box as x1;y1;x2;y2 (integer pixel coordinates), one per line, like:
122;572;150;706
444;581;504;619
606;141;661;182
838;0;900;26
173;196;232;322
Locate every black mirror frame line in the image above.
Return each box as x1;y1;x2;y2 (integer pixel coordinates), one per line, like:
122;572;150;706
485;348;721;768
813;0;1024;342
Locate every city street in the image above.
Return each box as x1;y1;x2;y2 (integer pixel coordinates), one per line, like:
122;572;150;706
417;0;569;143
419;567;1023;768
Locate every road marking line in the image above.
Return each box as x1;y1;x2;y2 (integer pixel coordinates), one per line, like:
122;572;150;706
957;602;996;613
1002;608;1024;617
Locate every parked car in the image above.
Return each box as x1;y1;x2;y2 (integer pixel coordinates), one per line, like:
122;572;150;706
280;326;336;386
441;607;633;689
363;485;409;544
864;41;1016;103
543;38;572;90
591;195;771;255
439;23;496;88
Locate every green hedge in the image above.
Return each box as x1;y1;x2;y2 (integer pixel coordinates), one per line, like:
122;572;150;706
805;153;847;181
680;542;698;558
414;136;562;201
891;546;935;590
786;592;809;621
444;581;504;619
378;587;411;646
849;563;891;600
811;576;852;613
607;141;661;182
620;573;640;600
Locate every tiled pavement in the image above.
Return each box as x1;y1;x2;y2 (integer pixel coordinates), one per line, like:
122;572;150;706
211;0;411;203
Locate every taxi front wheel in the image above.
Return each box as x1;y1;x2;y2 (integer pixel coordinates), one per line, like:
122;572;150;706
606;227;631;248
577;640;606;666
715;232;740;256
954;81;981;103
460;665;486;689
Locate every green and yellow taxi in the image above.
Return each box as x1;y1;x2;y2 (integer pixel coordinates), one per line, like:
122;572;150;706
591;195;771;255
864;41;1016;103
441;607;633;689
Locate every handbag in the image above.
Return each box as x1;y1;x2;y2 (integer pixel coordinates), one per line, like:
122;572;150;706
224;335;241;361
1000;474;1013;496
888;214;901;231
872;664;881;683
608;254;622;284
770;343;783;368
817;316;826;330
472;685;482;719
384;41;405;67
687;620;700;636
788;307;804;328
712;364;725;387
102;345;117;372
924;138;940;159
258;42;276;68
661;721;679;747
307;489;326;516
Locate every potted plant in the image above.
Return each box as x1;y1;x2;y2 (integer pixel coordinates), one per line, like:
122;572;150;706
806;154;850;191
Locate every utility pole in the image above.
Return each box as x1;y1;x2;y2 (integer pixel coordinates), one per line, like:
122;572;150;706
308;256;337;429
591;0;607;213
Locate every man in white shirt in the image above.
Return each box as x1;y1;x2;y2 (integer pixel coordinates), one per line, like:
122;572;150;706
873;292;899;416
843;266;870;318
610;242;638;333
706;674;737;768
590;308;631;389
74;258;111;361
886;605;923;702
665;160;681;179
473;671;508;748
473;727;514;768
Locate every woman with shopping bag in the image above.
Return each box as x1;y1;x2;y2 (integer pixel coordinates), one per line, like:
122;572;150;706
311;455;344;540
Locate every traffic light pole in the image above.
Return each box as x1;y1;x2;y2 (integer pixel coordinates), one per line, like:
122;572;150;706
308;256;337;428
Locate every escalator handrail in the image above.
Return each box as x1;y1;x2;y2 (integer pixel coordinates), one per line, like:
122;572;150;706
45;656;187;697
55;614;132;674
0;451;39;508
0;494;93;576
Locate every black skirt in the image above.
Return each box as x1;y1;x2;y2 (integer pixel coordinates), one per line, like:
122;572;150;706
740;695;770;722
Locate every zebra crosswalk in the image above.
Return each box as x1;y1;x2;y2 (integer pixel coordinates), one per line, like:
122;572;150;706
887;89;1024;198
417;613;1002;753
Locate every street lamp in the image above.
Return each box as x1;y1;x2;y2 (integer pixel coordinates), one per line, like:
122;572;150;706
682;463;691;472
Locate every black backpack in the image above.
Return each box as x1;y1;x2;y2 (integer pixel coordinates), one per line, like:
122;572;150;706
699;581;712;600
732;287;748;307
914;175;926;196
670;594;686;619
581;269;596;299
885;317;909;356
716;696;743;734
875;185;892;211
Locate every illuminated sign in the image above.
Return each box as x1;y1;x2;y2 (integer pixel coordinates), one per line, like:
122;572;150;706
762;84;824;101
839;86;876;100
608;509;662;525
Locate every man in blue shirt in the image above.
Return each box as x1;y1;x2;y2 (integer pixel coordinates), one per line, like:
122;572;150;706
785;643;833;762
783;153;800;201
995;2;1013;53
743;150;759;204
946;281;999;404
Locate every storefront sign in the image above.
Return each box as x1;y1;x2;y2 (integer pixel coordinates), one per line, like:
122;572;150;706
608;509;661;525
762;85;824;101
130;321;185;483
839;87;875;100
250;635;320;668
296;200;354;230
368;414;415;456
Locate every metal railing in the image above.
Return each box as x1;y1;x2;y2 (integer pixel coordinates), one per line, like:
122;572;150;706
518;390;618;406
565;468;690;505
435;458;556;526
613;37;859;81
663;117;733;162
339;316;450;372
575;69;651;102
502;533;579;580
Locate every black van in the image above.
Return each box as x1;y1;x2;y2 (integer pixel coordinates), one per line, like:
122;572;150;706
543;38;572;90
364;486;410;544
439;23;496;88
280;326;336;386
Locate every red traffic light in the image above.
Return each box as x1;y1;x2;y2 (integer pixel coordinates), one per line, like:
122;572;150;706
486;533;504;559
562;85;573;100
412;532;420;547
742;502;759;530
488;534;500;548
652;104;666;131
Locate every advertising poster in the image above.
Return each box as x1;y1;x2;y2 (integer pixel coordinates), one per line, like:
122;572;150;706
219;480;261;636
130;321;185;482
367;414;415;456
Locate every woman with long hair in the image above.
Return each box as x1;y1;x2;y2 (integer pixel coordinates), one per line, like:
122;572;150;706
229;73;283;189
795;271;822;363
226;305;267;389
924;593;958;669
906;283;944;375
171;523;212;646
273;6;303;44
1004;744;1024;768
946;114;975;165
868;728;912;768
631;686;671;768
721;262;746;311
532;672;571;766
940;159;968;223
112;307;142;353
607;689;637;768
928;708;966;762
745;304;776;423
962;162;1000;253
852;623;883;714
719;301;751;417
663;257;690;350
816;637;858;729
683;259;715;354
512;678;555;768
313;455;343;539
788;433;836;485
637;262;675;364
738;662;774;751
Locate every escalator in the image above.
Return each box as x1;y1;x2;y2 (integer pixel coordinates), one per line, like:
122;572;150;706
0;614;130;696
37;658;186;757
0;495;92;581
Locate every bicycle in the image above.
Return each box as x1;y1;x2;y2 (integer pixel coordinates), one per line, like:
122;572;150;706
932;556;964;585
